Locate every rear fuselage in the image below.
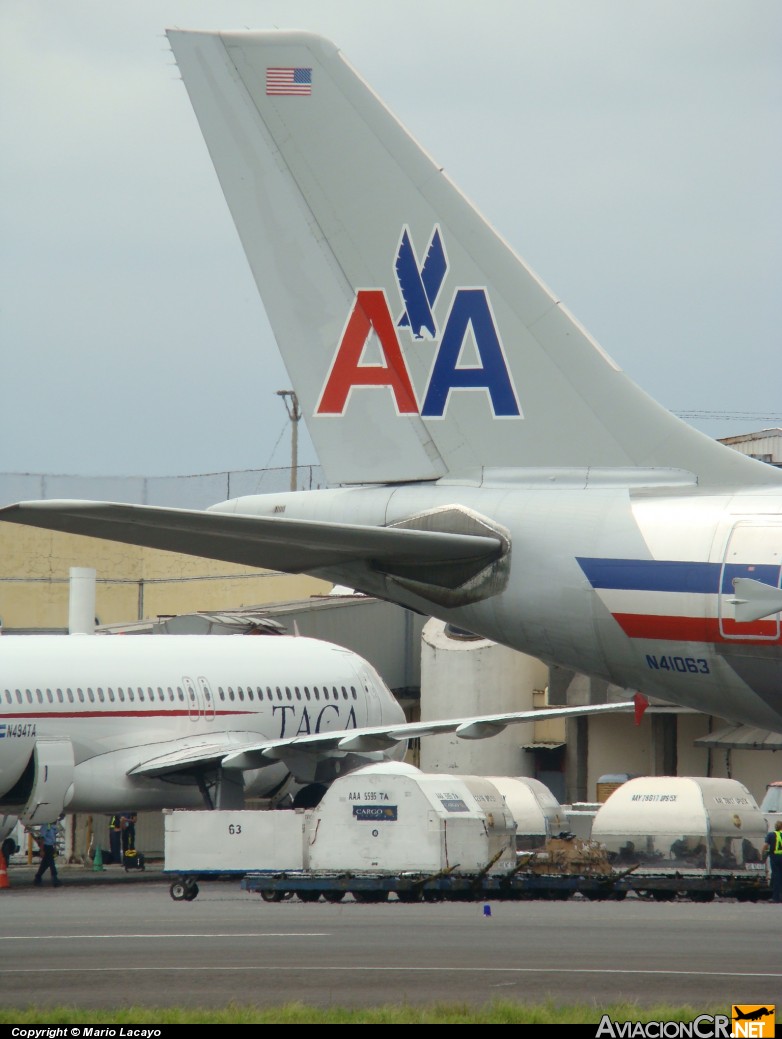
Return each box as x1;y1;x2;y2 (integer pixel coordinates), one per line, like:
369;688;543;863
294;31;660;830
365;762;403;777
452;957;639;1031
221;476;782;731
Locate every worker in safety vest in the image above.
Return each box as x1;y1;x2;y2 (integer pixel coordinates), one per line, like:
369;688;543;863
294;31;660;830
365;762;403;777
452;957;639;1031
763;819;782;903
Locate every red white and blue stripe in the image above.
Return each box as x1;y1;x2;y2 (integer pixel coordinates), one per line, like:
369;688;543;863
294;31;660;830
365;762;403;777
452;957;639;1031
577;557;782;644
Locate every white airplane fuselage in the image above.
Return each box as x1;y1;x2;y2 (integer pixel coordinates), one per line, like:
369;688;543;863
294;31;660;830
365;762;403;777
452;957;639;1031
0;634;405;817
217;477;782;732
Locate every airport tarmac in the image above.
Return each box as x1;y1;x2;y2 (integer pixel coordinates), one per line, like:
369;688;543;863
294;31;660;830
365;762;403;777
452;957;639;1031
0;862;780;1013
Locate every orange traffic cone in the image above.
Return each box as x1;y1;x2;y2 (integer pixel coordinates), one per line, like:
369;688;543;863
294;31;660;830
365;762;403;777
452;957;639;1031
0;851;10;890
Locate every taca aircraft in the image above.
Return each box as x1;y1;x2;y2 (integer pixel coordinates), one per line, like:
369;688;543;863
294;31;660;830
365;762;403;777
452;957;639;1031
2;31;782;733
0;633;631;833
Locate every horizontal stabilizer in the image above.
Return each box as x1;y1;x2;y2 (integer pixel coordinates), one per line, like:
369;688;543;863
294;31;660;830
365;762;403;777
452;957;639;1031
0;500;502;591
731;578;782;623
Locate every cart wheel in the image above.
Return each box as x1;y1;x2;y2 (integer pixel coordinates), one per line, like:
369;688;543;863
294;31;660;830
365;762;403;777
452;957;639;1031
184;882;199;901
324;890;346;903
397;889;423;903
297;890;321;902
260;889;290;902
352;890;389;903
170;880;187;902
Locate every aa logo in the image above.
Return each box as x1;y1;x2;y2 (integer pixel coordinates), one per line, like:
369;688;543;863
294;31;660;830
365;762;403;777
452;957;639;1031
732;1006;775;1038
316;225;521;419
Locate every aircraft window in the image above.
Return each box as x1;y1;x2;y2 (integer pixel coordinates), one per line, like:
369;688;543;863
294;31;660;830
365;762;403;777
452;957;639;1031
88;689;95;703
66;689;74;703
157;687;164;701
36;689;44;704
304;687;311;701
3;691;9;705
218;688;225;701
295;687;301;700
276;687;282;700
177;687;184;702
237;686;244;702
168;688;174;701
108;689;115;703
266;687;273;701
286;687;292;701
56;688;64;703
16;690;22;704
77;689;85;703
228;689;235;701
129;689;135;702
323;687;329;701
342;687;349;700
247;688;254;701
98;690;105;703
139;689;145;702
26;690;33;703
46;689;53;703
119;689;125;702
147;687;154;699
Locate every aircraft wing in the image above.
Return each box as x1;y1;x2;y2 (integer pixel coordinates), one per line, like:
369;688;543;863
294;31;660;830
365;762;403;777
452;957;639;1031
128;700;641;779
0;501;502;590
128;738;259;779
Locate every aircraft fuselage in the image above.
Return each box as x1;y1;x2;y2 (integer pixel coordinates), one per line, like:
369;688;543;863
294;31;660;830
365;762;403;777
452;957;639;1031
219;475;782;731
0;635;404;816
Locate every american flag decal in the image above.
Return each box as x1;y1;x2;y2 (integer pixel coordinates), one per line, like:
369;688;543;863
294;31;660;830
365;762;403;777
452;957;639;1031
266;67;312;96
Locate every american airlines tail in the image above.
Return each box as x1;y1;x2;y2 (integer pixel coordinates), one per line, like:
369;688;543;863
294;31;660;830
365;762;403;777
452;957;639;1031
167;29;773;489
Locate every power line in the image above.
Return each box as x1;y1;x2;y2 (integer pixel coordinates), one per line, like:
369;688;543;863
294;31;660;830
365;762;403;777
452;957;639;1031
674;411;782;423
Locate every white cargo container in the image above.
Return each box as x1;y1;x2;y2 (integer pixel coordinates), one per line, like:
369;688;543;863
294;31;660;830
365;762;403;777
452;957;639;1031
307;763;516;874
164;808;307;874
591;776;767;873
485;776;566;849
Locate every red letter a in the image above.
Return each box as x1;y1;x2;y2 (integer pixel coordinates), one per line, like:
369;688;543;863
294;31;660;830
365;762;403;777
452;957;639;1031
316;290;418;414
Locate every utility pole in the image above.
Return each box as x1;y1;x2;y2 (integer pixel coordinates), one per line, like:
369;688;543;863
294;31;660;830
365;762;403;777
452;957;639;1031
276;390;301;491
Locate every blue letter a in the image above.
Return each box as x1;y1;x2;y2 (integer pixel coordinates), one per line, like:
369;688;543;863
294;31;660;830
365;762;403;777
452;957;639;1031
421;289;521;417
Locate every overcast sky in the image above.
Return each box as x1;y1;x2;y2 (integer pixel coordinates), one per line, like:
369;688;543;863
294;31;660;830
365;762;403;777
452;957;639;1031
1;0;780;478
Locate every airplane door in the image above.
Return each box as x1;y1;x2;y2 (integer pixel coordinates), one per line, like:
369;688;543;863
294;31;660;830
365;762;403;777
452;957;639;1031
24;739;75;824
719;522;782;640
183;676;200;721
183;676;215;721
197;676;215;721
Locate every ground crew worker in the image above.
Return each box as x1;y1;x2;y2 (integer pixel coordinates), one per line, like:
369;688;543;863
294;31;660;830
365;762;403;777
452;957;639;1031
121;812;137;856
33;821;62;888
763;819;782;903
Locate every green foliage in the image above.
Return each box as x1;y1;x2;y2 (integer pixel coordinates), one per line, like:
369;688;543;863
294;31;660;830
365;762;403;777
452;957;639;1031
0;1001;720;1025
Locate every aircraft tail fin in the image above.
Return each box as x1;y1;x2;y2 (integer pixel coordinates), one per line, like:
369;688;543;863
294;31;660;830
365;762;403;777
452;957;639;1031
167;30;776;489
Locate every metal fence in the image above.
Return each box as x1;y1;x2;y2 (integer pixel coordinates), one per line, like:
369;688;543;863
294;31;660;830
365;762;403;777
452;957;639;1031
0;465;325;510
